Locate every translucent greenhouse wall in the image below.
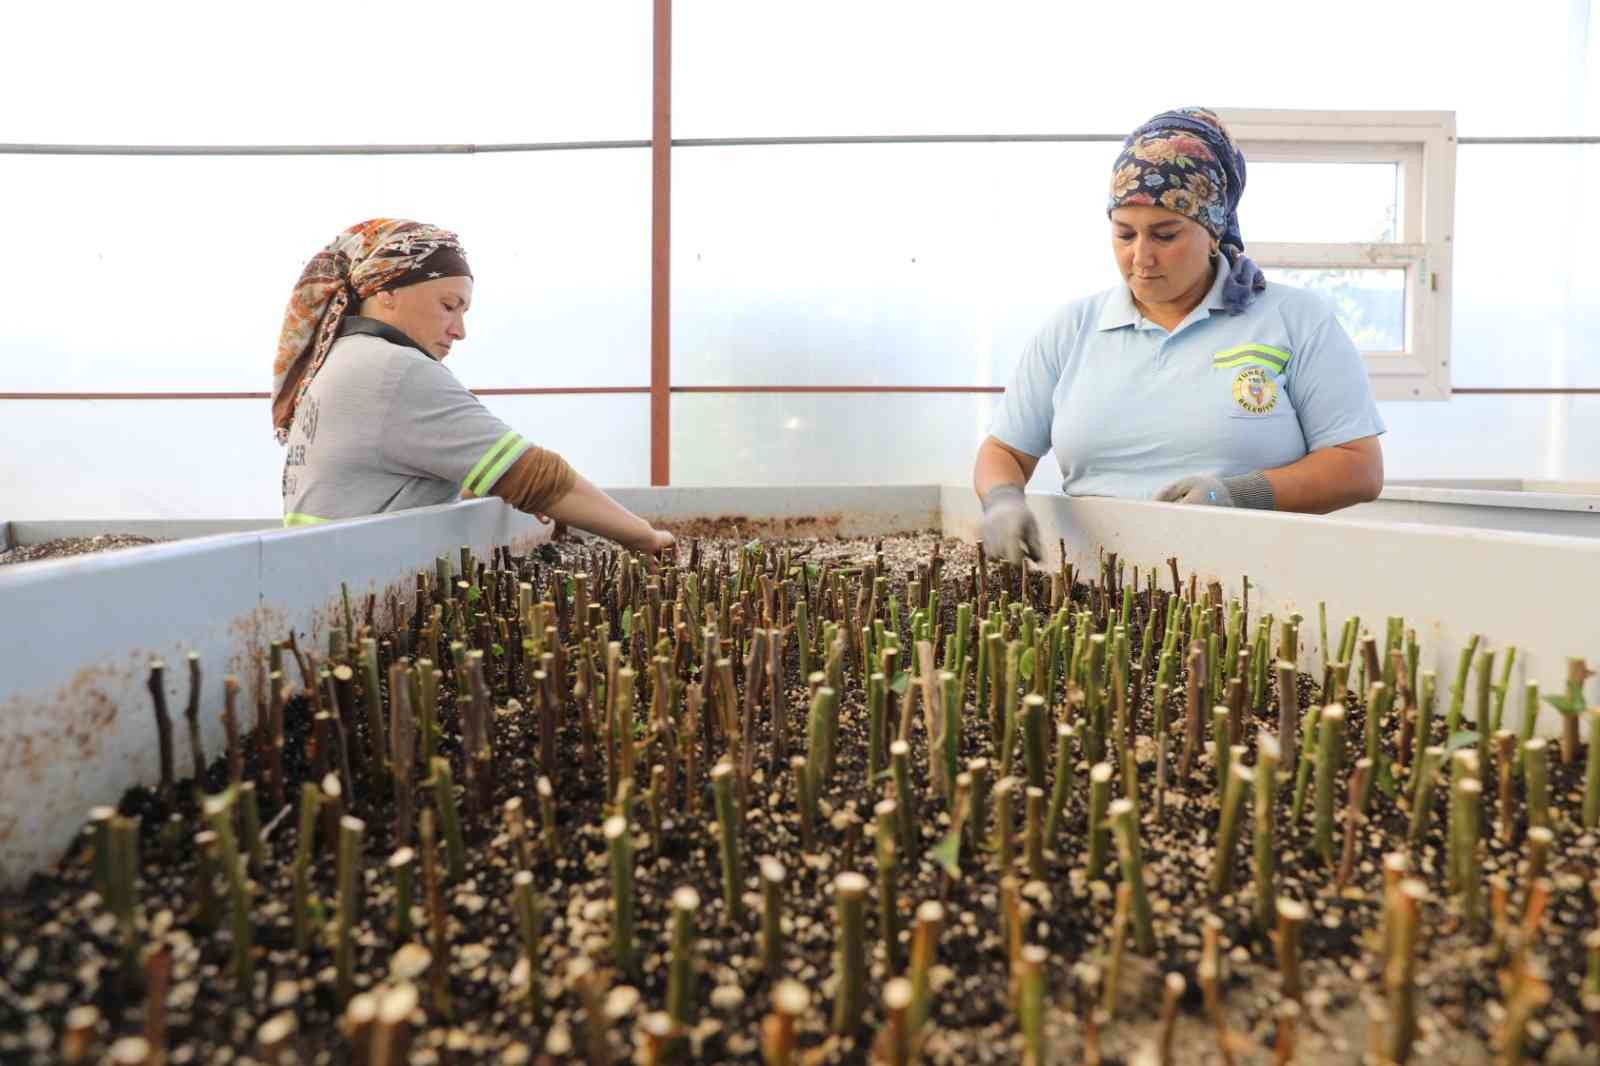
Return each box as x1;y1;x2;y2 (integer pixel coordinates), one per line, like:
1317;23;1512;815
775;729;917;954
3;1;1598;519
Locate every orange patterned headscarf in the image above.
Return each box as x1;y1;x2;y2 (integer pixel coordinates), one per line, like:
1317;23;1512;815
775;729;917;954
272;219;471;442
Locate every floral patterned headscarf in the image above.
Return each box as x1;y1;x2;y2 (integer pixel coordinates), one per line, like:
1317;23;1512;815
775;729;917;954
1108;108;1265;313
271;219;472;442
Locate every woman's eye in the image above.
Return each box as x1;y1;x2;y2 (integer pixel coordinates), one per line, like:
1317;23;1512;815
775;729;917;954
1155;234;1177;243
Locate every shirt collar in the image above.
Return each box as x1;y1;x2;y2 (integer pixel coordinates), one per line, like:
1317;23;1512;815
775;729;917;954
338;315;437;360
1095;259;1229;332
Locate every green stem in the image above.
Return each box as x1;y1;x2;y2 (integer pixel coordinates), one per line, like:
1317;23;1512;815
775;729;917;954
760;856;785;978
891;741;916;856
941;671;962;806
1018;944;1046;1062
1452;778;1483;927
1415;671;1437;768
1584;708;1600;828
1024;786;1045;880
361;638;388;785
203;791;253;987
1276;661;1300;779
1212;708;1231;798
1491;647;1517;734
968;757;992;854
1276;898;1306;1002
1087;763;1113;881
1044;725;1074;845
1254;735;1280;931
239;782;266;874
1108;798;1154;954
291;782;319;953
907;901;944;1034
831;873;869;1035
1444;636;1481;738
1211;764;1252;896
868;672;887;781
712;762;744;922
335;814;365;1006
389;847;415;943
1407;746;1443;847
875;800;902;970
511;870;542;1014
1318;602;1329;677
427;757;466;881
1022;693;1046;792
604;814;637;976
1314;706;1347;867
994;776;1018;873
1524;738;1550;830
667;885;698;1026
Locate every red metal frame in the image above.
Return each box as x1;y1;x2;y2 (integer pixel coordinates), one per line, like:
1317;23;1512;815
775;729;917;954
650;0;672;486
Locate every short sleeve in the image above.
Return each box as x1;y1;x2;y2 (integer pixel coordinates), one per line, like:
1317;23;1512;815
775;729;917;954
380;359;533;495
1286;305;1387;451
988;315;1069;458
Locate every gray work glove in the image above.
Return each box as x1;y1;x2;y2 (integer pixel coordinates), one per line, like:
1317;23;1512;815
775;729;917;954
980;484;1042;564
1154;472;1275;510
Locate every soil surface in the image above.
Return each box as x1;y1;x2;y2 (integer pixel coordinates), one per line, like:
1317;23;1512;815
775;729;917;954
0;534;165;567
0;530;1595;1065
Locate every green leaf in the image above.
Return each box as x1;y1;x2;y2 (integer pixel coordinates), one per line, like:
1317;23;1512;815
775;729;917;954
1019;648;1037;683
890;670;912;696
491;643;505;658
804;562;820;582
1445;730;1479;753
1542;693;1585;717
466;585;482;605
621;606;634;640
931;828;962;878
562;577;575;601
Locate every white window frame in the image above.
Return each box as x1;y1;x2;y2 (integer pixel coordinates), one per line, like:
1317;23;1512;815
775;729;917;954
1219;109;1457;401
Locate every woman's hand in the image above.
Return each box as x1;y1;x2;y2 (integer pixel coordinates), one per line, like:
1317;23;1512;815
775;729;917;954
1157;439;1382;515
980;485;1043;564
633;527;676;556
1155;472;1274;509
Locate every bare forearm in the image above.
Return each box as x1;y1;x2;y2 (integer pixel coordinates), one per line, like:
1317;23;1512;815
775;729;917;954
541;474;658;551
974;436;1039;499
1262;438;1384;514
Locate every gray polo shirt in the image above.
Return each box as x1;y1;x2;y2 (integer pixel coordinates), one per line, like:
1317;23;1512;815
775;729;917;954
281;319;532;525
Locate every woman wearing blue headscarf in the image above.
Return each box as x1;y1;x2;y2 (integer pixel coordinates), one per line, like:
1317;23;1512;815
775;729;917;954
976;108;1386;563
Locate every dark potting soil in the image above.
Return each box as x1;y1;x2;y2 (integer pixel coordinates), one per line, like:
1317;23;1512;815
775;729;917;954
0;531;1596;1065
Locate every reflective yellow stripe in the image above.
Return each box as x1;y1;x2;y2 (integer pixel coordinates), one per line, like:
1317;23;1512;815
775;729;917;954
476;438;527;496
283;513;330;527
463;431;524;495
1212;342;1290;370
1213;355;1288;373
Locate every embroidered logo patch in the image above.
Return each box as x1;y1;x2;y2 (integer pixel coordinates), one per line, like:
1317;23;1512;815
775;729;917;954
1232;366;1278;414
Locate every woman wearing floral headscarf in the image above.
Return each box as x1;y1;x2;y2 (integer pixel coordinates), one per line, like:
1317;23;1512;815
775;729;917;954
976;108;1385;563
273;218;673;554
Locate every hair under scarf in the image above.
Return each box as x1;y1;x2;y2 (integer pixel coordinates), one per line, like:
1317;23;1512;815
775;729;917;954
271;218;472;442
1107;107;1265;314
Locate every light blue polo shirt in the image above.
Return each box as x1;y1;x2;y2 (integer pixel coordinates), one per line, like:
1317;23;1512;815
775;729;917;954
990;263;1386;499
